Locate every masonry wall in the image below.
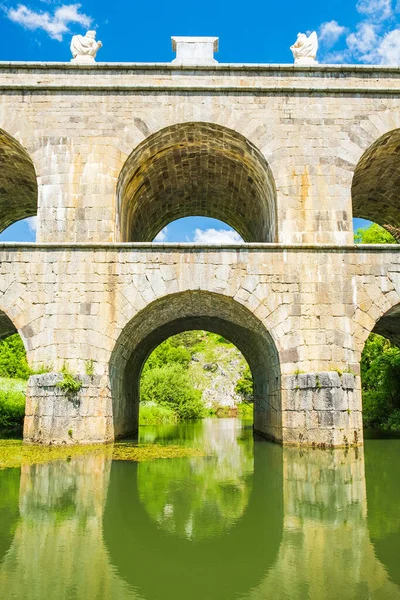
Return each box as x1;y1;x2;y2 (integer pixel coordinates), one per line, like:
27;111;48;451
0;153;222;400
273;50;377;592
0;243;398;446
0;64;400;245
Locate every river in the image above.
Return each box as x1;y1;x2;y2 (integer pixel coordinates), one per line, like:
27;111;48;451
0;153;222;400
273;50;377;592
0;418;399;599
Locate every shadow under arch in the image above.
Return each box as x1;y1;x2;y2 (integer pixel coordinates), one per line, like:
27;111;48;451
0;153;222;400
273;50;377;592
365;439;400;587
109;290;282;443
116;122;277;242
0;129;37;233
103;440;283;600
352;128;400;241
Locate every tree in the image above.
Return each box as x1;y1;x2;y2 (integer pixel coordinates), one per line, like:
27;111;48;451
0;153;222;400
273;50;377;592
361;333;400;430
354;223;396;244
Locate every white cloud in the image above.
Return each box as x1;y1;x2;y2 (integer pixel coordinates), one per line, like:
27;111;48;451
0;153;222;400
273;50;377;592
318;0;400;65
375;28;400;62
356;0;393;21
26;216;37;232
7;3;92;41
192;228;243;244
346;22;379;59
319;20;347;47
154;227;168;242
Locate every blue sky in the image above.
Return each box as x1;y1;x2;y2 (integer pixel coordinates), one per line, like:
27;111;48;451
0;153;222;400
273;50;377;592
0;0;397;242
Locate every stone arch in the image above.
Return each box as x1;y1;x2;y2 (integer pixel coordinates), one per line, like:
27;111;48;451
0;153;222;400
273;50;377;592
116;122;277;242
109;290;282;442
352;128;400;240
0;129;38;233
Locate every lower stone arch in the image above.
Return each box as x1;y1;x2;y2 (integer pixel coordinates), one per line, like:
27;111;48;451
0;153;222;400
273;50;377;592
110;291;282;442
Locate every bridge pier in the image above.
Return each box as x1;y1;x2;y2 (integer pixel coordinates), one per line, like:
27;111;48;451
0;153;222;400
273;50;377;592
23;370;362;448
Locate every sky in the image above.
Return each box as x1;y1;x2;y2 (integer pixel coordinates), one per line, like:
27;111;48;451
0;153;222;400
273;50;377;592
0;0;396;242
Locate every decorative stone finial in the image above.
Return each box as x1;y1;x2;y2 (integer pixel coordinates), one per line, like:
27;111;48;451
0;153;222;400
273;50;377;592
70;30;102;64
290;32;318;66
171;36;218;66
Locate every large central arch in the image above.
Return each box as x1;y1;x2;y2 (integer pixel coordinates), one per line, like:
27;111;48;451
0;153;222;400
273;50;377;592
116;122;277;242
109;291;282;442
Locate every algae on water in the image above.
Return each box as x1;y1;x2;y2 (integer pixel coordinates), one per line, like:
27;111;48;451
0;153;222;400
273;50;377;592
0;440;204;470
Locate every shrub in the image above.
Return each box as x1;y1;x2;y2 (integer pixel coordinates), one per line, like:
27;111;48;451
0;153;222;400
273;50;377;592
56;368;82;396
235;366;254;400
237;402;253;420
139;403;178;425
0;379;26;430
143;339;191;372
0;334;31;380
141;364;205;420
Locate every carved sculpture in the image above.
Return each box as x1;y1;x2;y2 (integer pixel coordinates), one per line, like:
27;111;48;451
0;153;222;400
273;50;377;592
290;32;318;65
70;31;102;64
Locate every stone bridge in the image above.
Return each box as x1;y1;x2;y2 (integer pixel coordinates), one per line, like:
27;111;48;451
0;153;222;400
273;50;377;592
0;58;399;446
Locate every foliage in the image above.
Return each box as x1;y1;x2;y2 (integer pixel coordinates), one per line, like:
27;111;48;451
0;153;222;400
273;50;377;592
354;223;396;244
143;338;191;372
361;333;400;431
139;403;178;425
0;378;26;430
0;334;31;379
56;367;82;396
85;359;95;376
237;402;253;420
141;364;205;420
235;366;254;400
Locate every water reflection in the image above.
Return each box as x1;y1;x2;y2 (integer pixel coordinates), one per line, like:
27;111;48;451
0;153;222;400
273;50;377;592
0;420;399;600
365;440;400;589
137;419;254;540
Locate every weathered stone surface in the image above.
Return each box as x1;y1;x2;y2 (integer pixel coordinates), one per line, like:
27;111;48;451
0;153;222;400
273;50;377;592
0;62;397;447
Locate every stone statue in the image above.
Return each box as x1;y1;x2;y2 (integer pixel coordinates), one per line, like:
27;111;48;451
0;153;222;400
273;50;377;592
70;30;102;64
290;32;318;65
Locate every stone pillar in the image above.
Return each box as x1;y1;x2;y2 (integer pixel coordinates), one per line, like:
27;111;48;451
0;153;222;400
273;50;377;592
23;373;114;445
281;372;363;447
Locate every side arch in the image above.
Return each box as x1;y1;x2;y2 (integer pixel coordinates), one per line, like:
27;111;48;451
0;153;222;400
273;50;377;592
115;122;277;243
352;128;400;240
109;290;282;442
0;129;37;233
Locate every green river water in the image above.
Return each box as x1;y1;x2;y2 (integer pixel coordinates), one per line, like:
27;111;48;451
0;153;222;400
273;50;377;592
0;418;399;600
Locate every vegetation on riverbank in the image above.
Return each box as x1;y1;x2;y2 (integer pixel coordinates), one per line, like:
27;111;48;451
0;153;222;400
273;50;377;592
0;378;26;430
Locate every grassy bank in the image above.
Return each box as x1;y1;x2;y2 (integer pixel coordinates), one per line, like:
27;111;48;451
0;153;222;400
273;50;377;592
0;378;27;432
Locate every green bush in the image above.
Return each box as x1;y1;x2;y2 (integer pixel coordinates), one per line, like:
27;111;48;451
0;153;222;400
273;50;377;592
235;366;254;400
139;403;178;425
0;335;31;380
0;379;26;430
237;402;253;420
361;333;400;431
141;364;205;420
56;368;82;396
143;339;191;372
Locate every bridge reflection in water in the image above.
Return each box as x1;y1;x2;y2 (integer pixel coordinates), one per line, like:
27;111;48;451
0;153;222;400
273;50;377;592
0;419;399;600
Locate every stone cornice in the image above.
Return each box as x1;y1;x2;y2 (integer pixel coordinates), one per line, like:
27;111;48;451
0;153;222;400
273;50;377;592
0;243;398;251
0;62;399;94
